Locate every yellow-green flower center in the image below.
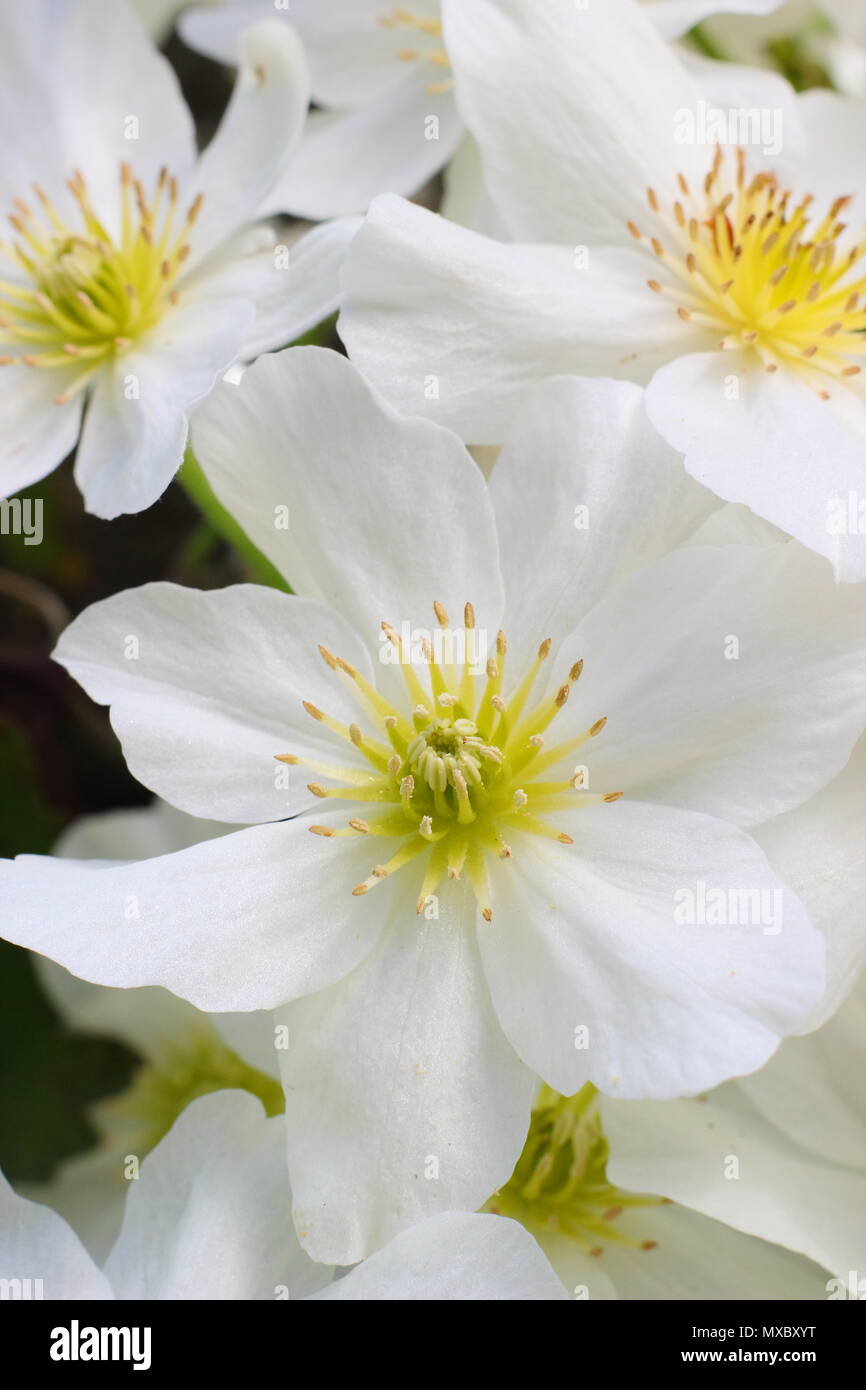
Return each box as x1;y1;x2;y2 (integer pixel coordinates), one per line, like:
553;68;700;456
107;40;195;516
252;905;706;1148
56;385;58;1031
0;163;202;403
278;601;622;921
634;147;866;395
379;6;451;94
93;1029;283;1161
487;1084;665;1255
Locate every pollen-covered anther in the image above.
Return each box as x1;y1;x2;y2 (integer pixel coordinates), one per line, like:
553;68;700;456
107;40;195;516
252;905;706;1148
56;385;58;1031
633;146;866;396
0;161;197;398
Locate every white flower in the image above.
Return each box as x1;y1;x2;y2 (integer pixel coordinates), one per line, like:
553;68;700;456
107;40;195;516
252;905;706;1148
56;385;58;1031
487;1081;831;1299
4;347;866;1262
177;0;779;221
0;1090;565;1300
0;0;359;518
340;0;866;579
602;961;866;1286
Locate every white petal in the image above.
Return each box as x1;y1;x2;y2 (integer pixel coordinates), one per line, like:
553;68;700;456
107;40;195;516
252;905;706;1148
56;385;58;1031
587;1200;829;1299
104;1092;329;1299
645;350;866;582
442;0;702;243
232;217;363;358
312;1213;566;1301
480;801;822;1099
267;80;462;220
184;20;311;267
0;0;196;224
603;1092;866;1279
556;542;866;827
73;298;253;518
491;375;716;669
735;969;866;1169
1;815;388;1012
279;880;534;1265
341;197;695;442
755;735;866;1028
0;367;83;498
192;347;504;649
54;582;375;824
0;1169;111;1300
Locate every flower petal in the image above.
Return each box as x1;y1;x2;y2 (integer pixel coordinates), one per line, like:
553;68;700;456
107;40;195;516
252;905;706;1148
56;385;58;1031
278;879;534;1265
0;814;387;1012
192;346;505;648
0;1169;111;1300
53;582;374;824
480;801;822;1099
312;1213;566;1300
645;350;866;582
491;375;716;669
104;1092;330;1299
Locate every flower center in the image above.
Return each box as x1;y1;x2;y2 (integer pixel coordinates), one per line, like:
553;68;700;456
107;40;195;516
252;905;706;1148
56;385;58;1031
0;163;202;403
378;6;451;94
632;146;866;396
487;1084;666;1255
277;601;622;921
94;1030;283;1162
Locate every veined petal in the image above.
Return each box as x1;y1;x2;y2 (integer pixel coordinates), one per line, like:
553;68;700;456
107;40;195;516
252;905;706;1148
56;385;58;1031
53;582;375;824
480;801;822;1100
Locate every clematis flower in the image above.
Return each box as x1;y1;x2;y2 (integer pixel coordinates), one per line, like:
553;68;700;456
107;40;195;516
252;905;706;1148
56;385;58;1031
0;0;359;518
177;0;781;220
340;0;866;579
485;1080;831;1299
0;1090;566;1301
4;348;866;1262
602;961;866;1287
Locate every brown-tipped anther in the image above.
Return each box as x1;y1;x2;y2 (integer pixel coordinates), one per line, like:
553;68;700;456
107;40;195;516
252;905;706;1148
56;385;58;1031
626;220;642;240
646;187;659;212
538;637;552;660
433;600;449;625
555;683;570;708
482;907;493;923
349;724;363;746
590;717;607;736
384;715;397;729
603;1206;623;1222
371;865;389;879
496;630;507;656
352;884;369;897
569;659;584;682
843;365;862;376
464;601;475;629
647;279;662;293
309;825;335;837
381;621;399;647
603;791;624;803
302;700;324;721
348;818;369;833
640;1241;658;1252
336;657;357;677
317;644;338;669
589;1247;604;1258
274;753;298;764
308;783;327;798
558;833;574;845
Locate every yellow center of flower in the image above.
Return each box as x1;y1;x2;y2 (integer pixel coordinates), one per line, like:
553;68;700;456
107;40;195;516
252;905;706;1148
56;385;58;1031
93;1030;284;1164
487;1084;666;1255
379;6;452;94
632;147;866;396
277;601;621;922
0;163;203;403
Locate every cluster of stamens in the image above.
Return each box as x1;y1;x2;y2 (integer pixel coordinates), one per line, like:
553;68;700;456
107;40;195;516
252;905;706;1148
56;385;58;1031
0;162;202;403
276;601;622;922
630;146;866;396
487;1084;667;1254
379;6;452;94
